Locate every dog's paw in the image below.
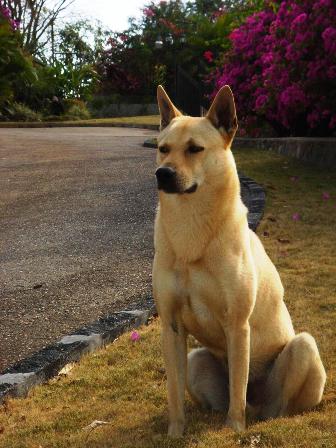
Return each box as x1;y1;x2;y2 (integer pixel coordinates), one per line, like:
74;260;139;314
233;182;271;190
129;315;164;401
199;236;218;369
168;421;185;438
225;415;246;432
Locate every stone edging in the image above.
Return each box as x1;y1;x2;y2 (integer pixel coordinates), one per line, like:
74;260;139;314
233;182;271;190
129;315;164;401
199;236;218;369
239;173;266;232
0;300;156;403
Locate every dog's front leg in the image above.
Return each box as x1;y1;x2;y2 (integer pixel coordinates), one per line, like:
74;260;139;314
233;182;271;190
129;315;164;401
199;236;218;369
161;317;187;438
224;319;250;432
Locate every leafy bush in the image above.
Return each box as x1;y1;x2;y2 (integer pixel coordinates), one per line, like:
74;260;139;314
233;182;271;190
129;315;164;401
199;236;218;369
0;1;36;112
62;99;91;120
3;102;42;121
210;0;336;136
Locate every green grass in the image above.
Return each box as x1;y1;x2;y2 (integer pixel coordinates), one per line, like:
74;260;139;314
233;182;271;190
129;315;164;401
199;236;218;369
0;148;335;447
0;116;160;128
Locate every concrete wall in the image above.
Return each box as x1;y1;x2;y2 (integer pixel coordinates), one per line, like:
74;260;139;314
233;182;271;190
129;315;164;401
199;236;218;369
95;103;159;117
233;137;336;169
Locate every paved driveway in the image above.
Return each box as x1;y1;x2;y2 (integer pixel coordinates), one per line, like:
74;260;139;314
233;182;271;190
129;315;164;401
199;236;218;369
0;127;158;371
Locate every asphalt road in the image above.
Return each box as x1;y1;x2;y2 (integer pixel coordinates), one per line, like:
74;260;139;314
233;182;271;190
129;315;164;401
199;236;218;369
0;127;158;371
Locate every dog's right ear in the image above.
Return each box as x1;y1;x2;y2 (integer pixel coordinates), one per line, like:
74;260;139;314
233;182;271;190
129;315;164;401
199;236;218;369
157;85;181;131
206;85;238;145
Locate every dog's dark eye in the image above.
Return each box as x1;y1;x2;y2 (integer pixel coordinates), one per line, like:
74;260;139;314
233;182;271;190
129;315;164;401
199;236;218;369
158;145;169;154
188;145;204;154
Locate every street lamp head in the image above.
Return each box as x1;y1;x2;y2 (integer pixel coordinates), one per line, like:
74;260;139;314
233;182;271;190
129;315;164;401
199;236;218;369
166;34;174;45
155;37;163;49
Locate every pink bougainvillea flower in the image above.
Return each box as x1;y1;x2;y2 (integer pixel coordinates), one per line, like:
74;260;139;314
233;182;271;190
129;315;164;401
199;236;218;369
143;7;155;18
255;94;268;110
130;331;140;342
203;50;214;63
322;26;336;53
290;176;299;182
119;33;128;42
208;0;336;136
322;191;330;200
329;115;336;130
292;213;301;221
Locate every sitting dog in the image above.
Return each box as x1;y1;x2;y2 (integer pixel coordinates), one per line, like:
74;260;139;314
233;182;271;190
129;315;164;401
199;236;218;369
152;84;326;438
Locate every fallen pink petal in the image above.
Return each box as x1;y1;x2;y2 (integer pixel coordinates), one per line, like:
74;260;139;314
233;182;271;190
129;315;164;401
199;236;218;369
279;251;288;258
292;213;301;221
322;192;330;200
130;331;140;342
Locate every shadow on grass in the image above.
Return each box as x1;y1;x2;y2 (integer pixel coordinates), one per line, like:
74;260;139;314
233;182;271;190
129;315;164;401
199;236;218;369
101;395;336;448
93;402;229;448
100;401;285;448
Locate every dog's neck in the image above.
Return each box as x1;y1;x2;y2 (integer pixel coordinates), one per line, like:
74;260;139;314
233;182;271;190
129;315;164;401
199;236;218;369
158;166;247;263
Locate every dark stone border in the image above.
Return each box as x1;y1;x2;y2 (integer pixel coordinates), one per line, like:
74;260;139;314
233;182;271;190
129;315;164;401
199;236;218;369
143;137;159;148
143;138;265;232
239;173;265;232
0;299;156;403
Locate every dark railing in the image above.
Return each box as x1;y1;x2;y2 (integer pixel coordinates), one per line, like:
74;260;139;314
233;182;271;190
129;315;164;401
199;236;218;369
175;66;208;117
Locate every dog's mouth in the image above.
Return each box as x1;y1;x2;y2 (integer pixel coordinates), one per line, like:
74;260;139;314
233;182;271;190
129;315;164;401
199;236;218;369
158;183;198;194
184;183;198;194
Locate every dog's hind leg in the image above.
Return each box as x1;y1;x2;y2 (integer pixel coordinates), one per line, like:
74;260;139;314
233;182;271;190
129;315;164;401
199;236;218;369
261;332;326;419
187;348;229;412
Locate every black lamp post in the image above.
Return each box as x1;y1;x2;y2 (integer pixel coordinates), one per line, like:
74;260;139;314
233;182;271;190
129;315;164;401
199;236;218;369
154;33;185;104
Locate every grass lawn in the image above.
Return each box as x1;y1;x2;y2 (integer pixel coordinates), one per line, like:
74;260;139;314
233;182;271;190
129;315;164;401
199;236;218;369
0;115;160;128
0;148;335;448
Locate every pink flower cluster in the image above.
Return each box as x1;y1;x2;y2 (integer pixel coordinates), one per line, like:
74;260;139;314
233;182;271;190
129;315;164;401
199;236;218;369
211;0;336;136
0;1;19;30
143;7;155;18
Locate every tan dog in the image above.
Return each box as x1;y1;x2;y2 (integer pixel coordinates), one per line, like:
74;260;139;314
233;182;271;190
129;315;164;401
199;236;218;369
152;85;326;438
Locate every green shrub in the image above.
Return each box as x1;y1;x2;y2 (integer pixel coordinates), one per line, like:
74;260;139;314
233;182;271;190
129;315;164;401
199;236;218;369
0;6;36;113
61;99;91;120
3;102;42;121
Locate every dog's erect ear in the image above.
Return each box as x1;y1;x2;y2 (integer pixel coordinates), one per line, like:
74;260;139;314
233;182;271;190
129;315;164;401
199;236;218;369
157;85;182;131
206;85;238;144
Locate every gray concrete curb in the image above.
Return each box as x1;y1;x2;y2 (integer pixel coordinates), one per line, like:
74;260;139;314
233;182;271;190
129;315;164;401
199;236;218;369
0;299;156;403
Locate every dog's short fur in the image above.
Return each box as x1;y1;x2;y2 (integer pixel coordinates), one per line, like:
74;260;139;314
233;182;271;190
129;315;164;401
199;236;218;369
152;85;326;438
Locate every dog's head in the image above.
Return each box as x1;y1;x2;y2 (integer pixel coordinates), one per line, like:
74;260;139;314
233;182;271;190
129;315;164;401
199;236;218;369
155;85;238;195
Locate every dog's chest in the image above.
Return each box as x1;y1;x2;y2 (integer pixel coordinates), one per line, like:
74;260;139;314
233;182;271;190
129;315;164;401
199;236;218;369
175;265;227;352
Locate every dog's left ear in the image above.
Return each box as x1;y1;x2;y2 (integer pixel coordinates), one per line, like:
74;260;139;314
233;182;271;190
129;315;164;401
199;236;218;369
206;85;238;145
157;85;182;131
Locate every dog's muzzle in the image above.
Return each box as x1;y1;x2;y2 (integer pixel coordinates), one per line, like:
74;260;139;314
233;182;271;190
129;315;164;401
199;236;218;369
155;167;197;194
155;166;179;193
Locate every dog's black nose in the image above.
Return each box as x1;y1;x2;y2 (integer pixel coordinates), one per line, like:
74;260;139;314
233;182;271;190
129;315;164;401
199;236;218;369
155;166;176;182
155;167;178;192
